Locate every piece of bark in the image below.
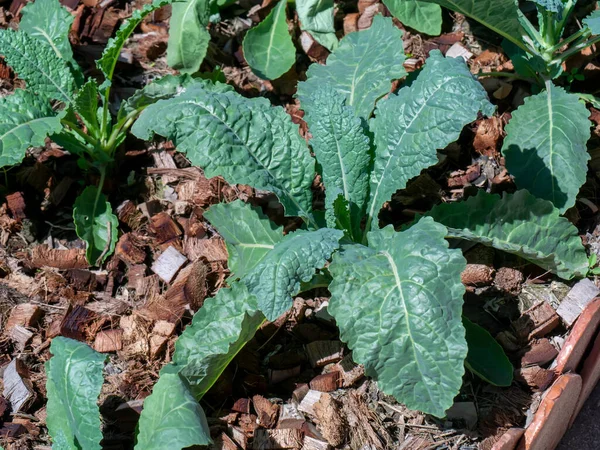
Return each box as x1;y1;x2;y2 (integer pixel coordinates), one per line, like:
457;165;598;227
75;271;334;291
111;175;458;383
302;436;329;450
60;305;96;341
154;320;176;337
3;359;35;413
232;398;252;414
357;0;377;14
445;42;473;60
313;393;344;447
298;390;323;417
253;395;279;428
115;233;147;266
10;325;33;350
30;245;88;269
0;422;27;438
269;366;302;385
126;264;147;290
6;304;42;330
343;13;359;35
184;237;228;263
461;264;495;287
514;301;560;340
300;31;329;63
137;200;163;219
357;4;385;30
515;365;555;391
214;432;240;450
152;151;178;185
556;279;600;326
520;339;558;367
333;354;365;387
309;372;340;392
117;200;145;229
150;212;182;245
151;246;187;283
6;192;26;221
305;341;343;368
253;429;303;449
238;413;260;436
228;425;248;449
93;329;123;353
0;396;9;417
293;384;310;404
149;334;169;358
278;403;305;429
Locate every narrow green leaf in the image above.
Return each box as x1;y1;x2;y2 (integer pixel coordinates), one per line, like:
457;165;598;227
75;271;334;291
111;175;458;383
74;79;100;135
367;50;494;233
173;282;264;398
421;0;525;49
584;10;600;35
135;366;211;449
46;337;106;450
502;84;591;213
73;186;119;265
132;82;316;223
326;192;353;238
245;228;343;321
296;14;406;120
328;218;467;417
463;317;513;387
242;0;295;80
296;0;337;50
19;0;75;64
302;85;372;241
0;89;62;167
97;0;171;86
0;29;75;103
204;200;284;278
423;189;589;279
382;0;442;35
167;0;213;74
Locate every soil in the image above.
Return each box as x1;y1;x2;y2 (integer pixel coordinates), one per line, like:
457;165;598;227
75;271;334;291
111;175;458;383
2;0;600;449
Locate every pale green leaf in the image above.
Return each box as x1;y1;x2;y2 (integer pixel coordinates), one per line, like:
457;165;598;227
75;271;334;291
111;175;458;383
245;228;343;321
421;0;525;49
296;14;406;120
173;282;264;398
463;317;513;387
302;85;372;241
423;189;589;279
204;200;283;278
328;218;467;417
97;0;171;86
382;0;442;35
0;29;75;103
74;79;100;134
242;0;295;80
132;82;316;223
167;0;213;74
46;337;106;450
584;10;600;35
0;89;62;167
73;186;119;265
367;50;494;233
502;84;590;213
296;0;337;50
19;0;75;65
135;366;211;449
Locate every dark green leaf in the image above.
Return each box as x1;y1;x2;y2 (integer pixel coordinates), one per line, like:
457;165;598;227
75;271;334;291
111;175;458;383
74;79;100;135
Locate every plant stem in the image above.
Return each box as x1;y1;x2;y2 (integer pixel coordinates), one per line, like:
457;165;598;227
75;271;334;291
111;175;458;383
548;27;588;53
476;71;528;81
556;35;600;62
61;119;100;147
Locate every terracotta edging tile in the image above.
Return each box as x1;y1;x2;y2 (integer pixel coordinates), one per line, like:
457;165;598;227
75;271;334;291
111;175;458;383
491;428;526;450
555;298;600;374
518;374;582;450
570;330;600;426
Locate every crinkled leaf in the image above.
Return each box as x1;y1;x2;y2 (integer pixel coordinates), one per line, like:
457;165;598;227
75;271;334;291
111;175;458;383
463;317;513;387
502;84;590;213
132;82;316;223
302;85;372;241
0;29;74;103
296;0;337;50
382;0;442;35
135;366;211;449
328;218;467;417
296;14;405;120
74;79;100;135
204;200;284;278
173;282;264;398
532;0;564;14
73;186;119;265
421;0;525;49
367;50;494;232
167;0;213;74
423;189;588;279
19;0;76;65
97;0;171;86
0;89;62;167
242;0;295;80
46;337;106;450
584;9;600;35
245;228;343;321
326;192;353;238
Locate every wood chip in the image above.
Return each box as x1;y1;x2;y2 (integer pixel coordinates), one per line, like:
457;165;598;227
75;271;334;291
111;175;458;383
60;305;96;341
333;354;364;387
93;329;123;353
232;398;252;414
30;245;88;269
520;339;558;367
298;390;323;417
514;301;560;340
253;395;279;428
3;359;35;413
115;233;147;266
6;304;42;330
150;212;182;245
9;325;33;350
309;372;340;392
228;425;248;449
152;151;178;185
278;403;305;429
151;246;187;283
556;279;600;327
6;192;26;221
305;341;343;368
184;237;228;263
515;365;555;391
253;429;303;449
314;393;344;447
